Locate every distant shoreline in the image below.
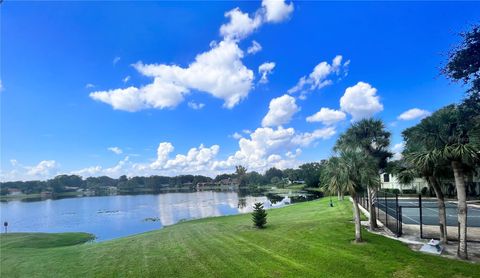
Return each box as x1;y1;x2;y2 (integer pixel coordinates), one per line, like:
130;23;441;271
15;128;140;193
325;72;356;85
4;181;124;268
0;184;315;202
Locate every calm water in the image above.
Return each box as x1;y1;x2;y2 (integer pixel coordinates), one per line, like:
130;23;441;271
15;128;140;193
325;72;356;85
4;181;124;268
0;190;314;241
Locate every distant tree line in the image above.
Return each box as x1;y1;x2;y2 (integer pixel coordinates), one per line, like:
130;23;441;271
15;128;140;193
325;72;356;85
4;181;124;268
0;162;326;196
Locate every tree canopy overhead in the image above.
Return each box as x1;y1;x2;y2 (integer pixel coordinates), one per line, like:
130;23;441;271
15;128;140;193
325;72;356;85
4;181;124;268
443;24;480;96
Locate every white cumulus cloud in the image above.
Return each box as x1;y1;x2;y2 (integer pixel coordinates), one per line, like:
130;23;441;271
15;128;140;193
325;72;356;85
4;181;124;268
391;142;405;161
258;62;276;83
306;108;346;126
188;101;205;110
145;143;220;176
262;0;294;23
247;40;262;54
113;56;121;65
231;132;243;140
214;126;333;173
1;160;59;181
340;81;383;121
91;40;252;111
72;166;103;177
26;160;57;177
397;108;431;121
288;55;349;99
108;147;123;155
220;8;262;40
262;94;299;127
291;127;336;146
89;1;294;112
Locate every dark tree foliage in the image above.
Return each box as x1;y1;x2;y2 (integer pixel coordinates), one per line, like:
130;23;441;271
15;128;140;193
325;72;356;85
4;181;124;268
299;162;325;187
264;167;284;182
283;168;302;182
443;24;480;96
48;175;84;193
251;202;267;228
235;165;248;186
214;173;234;182
0;174;213;195
245;171;263;185
1;161;332;194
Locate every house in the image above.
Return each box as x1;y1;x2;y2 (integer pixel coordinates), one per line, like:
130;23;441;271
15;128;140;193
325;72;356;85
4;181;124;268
380;170;480;196
196;182;216;189
283;178;305;185
218;178;239;186
380;173;428;193
196;178;240;189
292;180;306;184
7;188;22;196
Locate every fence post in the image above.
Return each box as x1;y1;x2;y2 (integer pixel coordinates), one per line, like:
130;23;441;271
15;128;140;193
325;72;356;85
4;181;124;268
376;190;380;220
366;190;369;209
398;206;403;236
466;205;468;242
419;194;423;238
395;193;399;236
385;192;388;227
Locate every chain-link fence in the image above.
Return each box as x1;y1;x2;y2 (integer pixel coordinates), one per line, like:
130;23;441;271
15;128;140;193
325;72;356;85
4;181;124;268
358;190;480;242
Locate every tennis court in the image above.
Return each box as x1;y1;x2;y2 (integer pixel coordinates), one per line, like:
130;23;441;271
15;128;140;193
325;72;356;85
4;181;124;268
376;198;480;227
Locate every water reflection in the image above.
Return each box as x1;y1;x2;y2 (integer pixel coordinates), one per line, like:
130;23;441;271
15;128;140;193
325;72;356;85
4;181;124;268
0;189;318;241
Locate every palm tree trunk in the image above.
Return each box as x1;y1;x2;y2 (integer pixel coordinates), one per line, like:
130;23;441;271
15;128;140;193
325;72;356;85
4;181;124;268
367;186;378;229
428;176;448;244
451;160;468;259
353;196;362;243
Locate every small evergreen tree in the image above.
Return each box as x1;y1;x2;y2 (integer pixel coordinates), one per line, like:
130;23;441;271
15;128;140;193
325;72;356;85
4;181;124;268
252;202;267;228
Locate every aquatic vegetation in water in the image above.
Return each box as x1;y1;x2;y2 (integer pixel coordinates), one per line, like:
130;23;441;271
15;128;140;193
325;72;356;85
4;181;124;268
97;210;120;214
143;217;160;222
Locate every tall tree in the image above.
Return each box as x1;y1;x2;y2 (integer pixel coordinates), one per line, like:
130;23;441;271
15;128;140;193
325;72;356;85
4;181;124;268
335;118;392;230
390;155;450;244
299;162;323;187
324;150;380;243
264;167;284;183
443;24;480;97
235;165;248;186
322;157;346;200
404;105;480;259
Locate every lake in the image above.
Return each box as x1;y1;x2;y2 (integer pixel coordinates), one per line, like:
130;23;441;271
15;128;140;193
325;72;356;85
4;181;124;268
0;189;318;241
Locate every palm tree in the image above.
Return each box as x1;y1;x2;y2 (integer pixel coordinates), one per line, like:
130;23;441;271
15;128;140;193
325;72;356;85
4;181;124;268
322;157;346;201
335;118;392;230
324;150;380;243
403;105;480;259
391;156;449;244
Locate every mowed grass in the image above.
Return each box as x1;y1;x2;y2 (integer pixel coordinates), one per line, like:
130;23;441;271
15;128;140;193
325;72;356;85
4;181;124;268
1;198;479;277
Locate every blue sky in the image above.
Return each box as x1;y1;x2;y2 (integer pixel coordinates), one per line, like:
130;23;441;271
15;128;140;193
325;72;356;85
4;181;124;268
1;1;478;181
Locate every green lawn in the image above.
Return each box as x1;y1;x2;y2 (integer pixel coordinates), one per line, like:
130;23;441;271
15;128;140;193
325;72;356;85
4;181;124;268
1;198;478;277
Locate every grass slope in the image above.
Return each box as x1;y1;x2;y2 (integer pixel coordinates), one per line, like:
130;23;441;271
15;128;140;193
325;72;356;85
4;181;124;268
1;198;478;277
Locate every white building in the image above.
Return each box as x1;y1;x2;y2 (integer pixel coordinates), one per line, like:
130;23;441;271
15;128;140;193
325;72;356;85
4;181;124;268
380;173;428;193
380;170;480;196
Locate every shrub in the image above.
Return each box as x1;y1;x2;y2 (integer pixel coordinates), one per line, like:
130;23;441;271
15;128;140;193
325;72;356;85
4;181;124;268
402;189;417;195
252;202;267;228
392;189;401;195
421;187;428;196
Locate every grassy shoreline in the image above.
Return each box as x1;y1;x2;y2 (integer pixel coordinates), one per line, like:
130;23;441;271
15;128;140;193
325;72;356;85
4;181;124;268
0;191;85;201
1;198;478;277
